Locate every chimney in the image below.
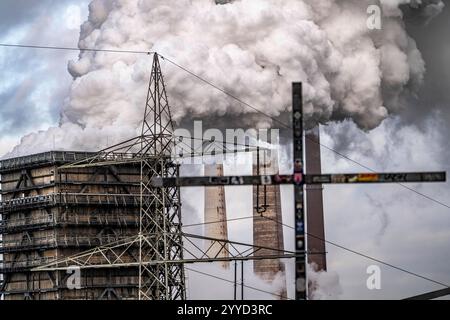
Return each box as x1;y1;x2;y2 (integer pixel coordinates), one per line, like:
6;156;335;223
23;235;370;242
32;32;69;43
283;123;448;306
204;164;230;269
305;126;327;271
252;148;287;299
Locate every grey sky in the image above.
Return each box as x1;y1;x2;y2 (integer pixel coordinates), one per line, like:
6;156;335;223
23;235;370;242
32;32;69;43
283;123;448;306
0;0;90;154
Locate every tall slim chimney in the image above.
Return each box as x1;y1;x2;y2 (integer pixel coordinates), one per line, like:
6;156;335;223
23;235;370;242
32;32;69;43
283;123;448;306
305;126;327;271
204;164;230;269
252;148;287;299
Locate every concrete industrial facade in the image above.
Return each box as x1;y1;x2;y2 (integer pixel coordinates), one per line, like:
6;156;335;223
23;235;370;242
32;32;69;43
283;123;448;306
0;151;141;300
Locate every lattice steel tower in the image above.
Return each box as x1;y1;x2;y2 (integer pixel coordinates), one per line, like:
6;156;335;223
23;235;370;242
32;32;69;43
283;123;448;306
138;54;185;299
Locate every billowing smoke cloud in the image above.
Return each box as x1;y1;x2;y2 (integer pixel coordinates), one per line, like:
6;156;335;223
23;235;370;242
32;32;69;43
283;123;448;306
6;0;444;157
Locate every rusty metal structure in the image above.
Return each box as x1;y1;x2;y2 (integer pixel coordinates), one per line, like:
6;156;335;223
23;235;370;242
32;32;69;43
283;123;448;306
0;151;141;299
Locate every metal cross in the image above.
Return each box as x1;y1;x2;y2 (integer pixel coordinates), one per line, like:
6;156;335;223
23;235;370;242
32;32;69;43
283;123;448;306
152;82;446;300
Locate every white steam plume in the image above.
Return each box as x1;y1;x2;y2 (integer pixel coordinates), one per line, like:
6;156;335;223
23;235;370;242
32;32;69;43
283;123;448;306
307;264;343;300
6;0;444;157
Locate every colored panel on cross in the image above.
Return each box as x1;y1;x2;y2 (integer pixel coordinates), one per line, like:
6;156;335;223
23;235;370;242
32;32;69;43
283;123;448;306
292;82;307;300
305;172;446;184
151;172;446;187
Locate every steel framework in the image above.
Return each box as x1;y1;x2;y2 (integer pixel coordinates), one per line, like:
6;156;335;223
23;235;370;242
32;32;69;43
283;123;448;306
35;54;185;299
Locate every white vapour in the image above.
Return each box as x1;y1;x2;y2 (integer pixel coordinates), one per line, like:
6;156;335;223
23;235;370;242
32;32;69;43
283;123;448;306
307;264;343;300
6;0;444;157
187;263;288;300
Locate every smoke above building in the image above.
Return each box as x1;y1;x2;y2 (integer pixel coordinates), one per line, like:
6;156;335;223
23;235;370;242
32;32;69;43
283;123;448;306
6;0;444;157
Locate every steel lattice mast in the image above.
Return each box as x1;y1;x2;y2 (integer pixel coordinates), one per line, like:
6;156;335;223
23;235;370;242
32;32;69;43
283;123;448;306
138;54;184;300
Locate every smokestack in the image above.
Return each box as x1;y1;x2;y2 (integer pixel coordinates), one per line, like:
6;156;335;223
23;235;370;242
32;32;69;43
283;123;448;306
305;126;327;271
252;148;287;299
204;164;229;269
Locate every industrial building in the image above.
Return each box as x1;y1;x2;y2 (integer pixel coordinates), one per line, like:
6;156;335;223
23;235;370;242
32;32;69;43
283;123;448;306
0;151;141;300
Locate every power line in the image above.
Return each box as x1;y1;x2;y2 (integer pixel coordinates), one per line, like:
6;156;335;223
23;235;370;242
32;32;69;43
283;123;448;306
0;43;153;55
159;54;289;129
185;213;450;295
185;267;292;300
261;215;450;289
305;135;450;210
183;215;254;228
306;232;450;289
159;53;450;211
0;43;446;209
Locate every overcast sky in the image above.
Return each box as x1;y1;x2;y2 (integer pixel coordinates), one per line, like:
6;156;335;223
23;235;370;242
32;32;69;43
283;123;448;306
0;0;90;154
0;0;449;300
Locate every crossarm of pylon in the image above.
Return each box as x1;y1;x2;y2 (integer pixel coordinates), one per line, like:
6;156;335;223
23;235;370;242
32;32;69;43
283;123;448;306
181;233;294;260
32;234;141;271
31;232;297;272
59;133;271;169
58;134;168;169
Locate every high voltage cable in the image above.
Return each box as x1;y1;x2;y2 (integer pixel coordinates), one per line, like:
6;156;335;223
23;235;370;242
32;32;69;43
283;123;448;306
184;214;450;290
185;267;292;300
260;215;450;290
183;215;255;228
0;43;153;55
159;53;450;211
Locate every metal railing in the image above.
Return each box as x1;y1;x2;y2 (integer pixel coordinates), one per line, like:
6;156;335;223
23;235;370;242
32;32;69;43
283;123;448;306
0;215;55;232
0;214;138;233
0;193;141;212
0;235;133;253
0;151;96;172
60;215;139;227
57;194;140;206
0;257;57;272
